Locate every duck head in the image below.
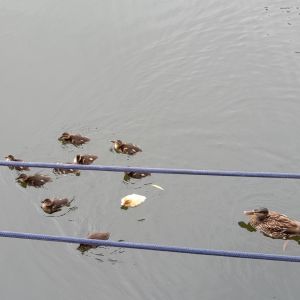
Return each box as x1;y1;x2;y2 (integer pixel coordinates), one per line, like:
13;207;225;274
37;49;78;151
73;155;81;163
244;207;269;221
58;132;71;142
41;198;53;208
110;140;123;150
16;173;28;182
5;155;15;160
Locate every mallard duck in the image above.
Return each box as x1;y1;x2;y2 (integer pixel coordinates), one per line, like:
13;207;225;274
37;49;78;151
110;140;142;155
73;154;98;165
16;173;52;188
5;155;30;171
41;198;71;214
244;207;300;240
58;132;90;146
123;171;151;181
53;163;80;176
77;232;110;253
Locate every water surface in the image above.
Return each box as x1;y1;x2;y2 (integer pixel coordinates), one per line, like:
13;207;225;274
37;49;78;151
1;0;300;299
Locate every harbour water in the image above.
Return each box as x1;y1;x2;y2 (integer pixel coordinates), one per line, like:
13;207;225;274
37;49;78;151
1;1;300;299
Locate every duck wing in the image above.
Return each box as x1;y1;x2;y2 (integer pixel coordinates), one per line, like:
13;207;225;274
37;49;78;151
268;212;300;235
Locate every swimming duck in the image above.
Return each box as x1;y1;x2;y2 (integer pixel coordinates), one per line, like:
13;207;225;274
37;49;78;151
123;171;151;181
5;155;30;171
41;198;71;214
53;163;80;176
58;132;90;146
243;207;300;240
73;154;98;165
77;232;110;253
16;173;52;188
110;140;142;155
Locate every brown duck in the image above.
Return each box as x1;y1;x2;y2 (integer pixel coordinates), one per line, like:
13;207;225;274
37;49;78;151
244;207;300;250
16;173;52;188
73;154;98;165
124;171;151;181
41;198;71;214
5;155;30;171
53;163;80;176
77;232;110;253
111;140;142;155
58;132;90;146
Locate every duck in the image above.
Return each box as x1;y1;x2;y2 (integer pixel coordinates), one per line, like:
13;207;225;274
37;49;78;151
16;173;52;188
110;140;142;155
77;232;110;253
53;163;80;176
73;154;98;165
123;171;151;181
243;207;300;240
5;155;30;171
41;198;71;214
58;132;90;146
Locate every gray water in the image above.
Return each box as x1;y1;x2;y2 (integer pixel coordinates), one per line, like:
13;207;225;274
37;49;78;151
1;0;300;299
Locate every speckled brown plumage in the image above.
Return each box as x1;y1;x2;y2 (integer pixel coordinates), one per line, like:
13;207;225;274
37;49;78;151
111;140;142;155
58;132;90;146
73;154;98;165
244;208;300;239
16;173;52;188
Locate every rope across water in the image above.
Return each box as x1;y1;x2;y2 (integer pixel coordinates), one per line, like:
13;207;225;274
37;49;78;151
0;230;300;262
1;160;300;179
1;160;300;262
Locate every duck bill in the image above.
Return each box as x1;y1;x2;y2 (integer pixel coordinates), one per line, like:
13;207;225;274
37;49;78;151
243;210;255;215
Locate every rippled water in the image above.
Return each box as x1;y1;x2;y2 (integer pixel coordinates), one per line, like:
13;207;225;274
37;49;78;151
1;0;300;299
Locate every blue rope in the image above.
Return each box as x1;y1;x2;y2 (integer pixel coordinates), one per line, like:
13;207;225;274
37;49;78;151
2;161;300;262
1;160;300;179
0;230;299;262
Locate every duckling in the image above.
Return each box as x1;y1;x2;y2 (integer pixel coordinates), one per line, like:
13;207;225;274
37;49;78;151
110;140;142;155
16;173;52;188
41;198;71;214
77;232;110;253
73;154;98;165
58;132;90;146
53;163;80;176
5;155;30;171
123;171;151;181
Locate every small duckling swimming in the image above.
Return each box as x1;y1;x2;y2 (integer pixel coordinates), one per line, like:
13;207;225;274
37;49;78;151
73;154;98;165
53;163;80;176
16;173;52;188
110;140;142;155
77;232;111;253
41;198;71;214
5;155;30;171
58;132;90;146
123;171;151;181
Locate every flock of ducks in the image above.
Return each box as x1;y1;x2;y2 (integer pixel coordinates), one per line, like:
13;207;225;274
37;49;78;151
5;132;147;253
6;133;300;251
